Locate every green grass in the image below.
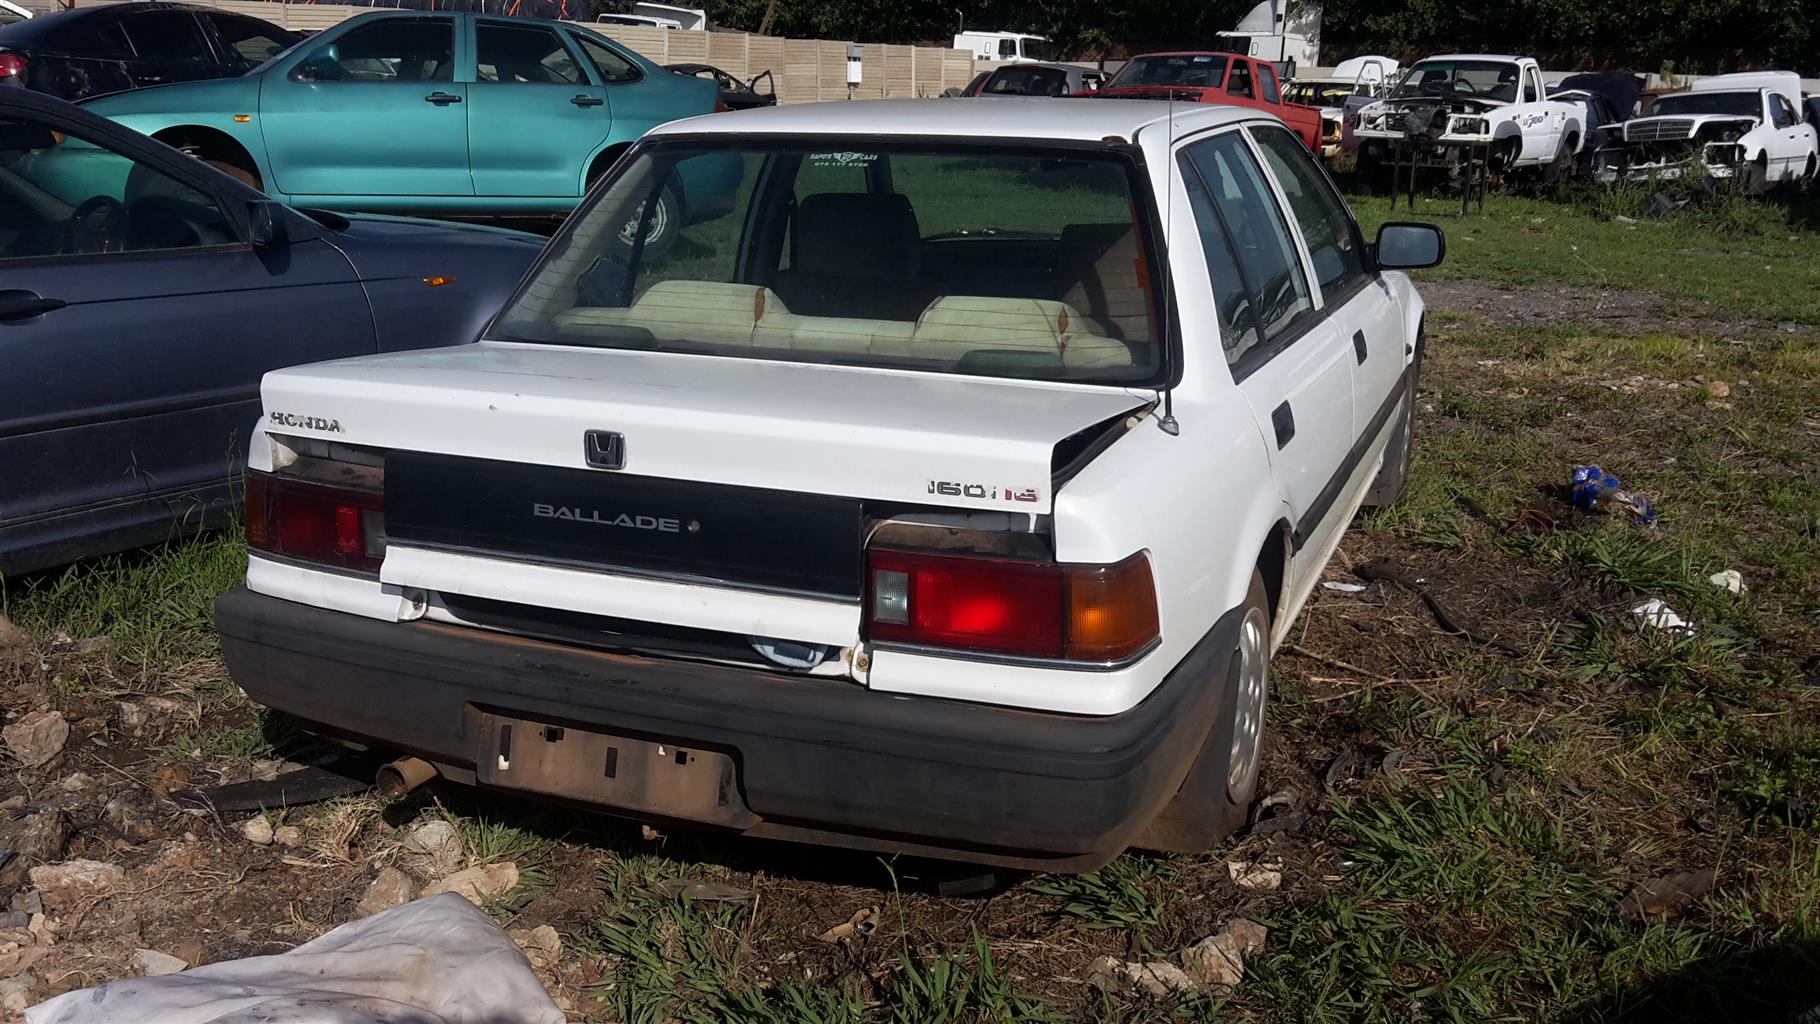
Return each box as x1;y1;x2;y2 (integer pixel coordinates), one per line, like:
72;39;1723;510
1351;190;1820;325
1;532;244;670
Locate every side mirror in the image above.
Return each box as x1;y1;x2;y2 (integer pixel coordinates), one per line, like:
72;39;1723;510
1373;222;1444;270
246;199;288;250
296;44;340;81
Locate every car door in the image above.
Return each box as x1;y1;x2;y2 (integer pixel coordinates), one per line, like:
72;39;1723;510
565;28;668;147
1766;93;1813;180
0;105;374;575
257;15;471;198
1248;124;1403;450
467;18;608;198
1521;65;1562;160
114;8;217;88
1178;128;1354;591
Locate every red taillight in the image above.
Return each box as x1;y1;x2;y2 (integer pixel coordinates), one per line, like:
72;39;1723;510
245;469;385;574
0;53;26;80
866;548;1158;663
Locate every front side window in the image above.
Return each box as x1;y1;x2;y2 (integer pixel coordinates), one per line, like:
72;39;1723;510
570;30;641;84
119;12;210;61
1180;132;1313;347
476;22;581;84
1226;60;1253;98
493;143;1160;384
1771;94;1798;128
0;116;233;260
997;39;1016;58
309;19;454;82
1249;125;1365;301
1256;62;1280;103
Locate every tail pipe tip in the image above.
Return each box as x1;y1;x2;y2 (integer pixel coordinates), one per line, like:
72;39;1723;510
376;756;439;799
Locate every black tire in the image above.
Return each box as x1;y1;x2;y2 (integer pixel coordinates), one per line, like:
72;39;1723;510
1542;136;1576;190
1364;335;1422;508
1134;571;1271;855
607;182;682;262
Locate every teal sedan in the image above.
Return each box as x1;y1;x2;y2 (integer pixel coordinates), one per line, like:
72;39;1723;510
80;11;729;224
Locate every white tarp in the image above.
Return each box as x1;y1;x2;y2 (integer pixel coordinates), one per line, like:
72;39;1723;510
26;893;565;1024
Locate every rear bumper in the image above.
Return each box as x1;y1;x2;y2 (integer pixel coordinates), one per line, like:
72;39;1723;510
215;587;1238;871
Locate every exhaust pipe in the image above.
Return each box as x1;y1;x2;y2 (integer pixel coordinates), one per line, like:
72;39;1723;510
376;756;438;798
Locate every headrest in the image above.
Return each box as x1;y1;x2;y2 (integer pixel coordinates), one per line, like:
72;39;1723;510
793;192;921;281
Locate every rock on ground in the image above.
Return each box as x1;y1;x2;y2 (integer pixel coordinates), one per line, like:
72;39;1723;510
28;859;125;908
0;810;70;887
131;948;189;977
510;924;562;972
358;867;415;918
0;973;37;1013
1181;917;1269;991
402;820;463;876
1085;955;1198;998
3;710;70;768
241;817;275;846
420;863;518;906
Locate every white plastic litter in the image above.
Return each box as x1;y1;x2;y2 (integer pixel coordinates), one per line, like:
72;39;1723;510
1321;581;1368;593
1707;569;1746;594
1632;599;1695;636
26;893;564;1024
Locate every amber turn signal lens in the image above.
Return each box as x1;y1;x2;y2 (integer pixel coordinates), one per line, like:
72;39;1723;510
422;275;455;287
1064;552;1159;662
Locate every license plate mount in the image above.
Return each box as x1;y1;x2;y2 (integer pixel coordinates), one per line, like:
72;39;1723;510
470;710;756;829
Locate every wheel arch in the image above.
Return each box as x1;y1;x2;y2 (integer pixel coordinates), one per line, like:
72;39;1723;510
583;141;635;193
151;124;264;187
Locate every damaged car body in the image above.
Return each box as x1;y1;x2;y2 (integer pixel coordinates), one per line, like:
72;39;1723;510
1354;54;1584;186
212;100;1442;872
1620;73;1818;192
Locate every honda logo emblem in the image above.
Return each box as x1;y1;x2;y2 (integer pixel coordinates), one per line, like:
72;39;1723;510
583;430;625;470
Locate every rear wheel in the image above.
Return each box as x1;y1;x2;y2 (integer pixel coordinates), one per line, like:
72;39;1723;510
608;182;682;261
1134;571;1271;854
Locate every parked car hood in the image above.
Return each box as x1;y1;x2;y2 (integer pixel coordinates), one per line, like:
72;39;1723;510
77;74;257;114
259;342;1150;513
308;211;544;282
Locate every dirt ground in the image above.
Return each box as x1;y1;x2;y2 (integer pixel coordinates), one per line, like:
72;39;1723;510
2;273;1817;1022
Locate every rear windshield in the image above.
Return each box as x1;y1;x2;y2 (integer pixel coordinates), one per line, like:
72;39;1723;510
1647;92;1760;118
493;141;1161;385
983;64;1071;96
1108;54;1228;89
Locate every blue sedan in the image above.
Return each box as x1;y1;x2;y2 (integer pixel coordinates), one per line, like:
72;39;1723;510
0;88;543;576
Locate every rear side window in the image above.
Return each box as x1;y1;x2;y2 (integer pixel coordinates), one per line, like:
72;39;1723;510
570;31;641;84
1180;132;1313;348
1181;159;1264;365
1249;125;1366;301
206;13;293;67
119;11;210;60
476;22;581;84
1256;63;1280;103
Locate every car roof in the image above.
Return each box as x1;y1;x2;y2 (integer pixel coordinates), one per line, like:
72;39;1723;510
650;97;1258;142
0;1;218;45
1128;51;1241;59
985;61;1080;74
1415;54;1525;63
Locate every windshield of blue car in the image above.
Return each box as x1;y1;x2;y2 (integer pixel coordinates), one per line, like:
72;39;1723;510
1107;54;1228;89
492;141;1163;385
1392;60;1521;103
1646;92;1760;118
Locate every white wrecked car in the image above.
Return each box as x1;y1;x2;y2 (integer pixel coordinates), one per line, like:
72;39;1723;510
1621;72;1818;192
213;100;1442;872
1354;54;1586;184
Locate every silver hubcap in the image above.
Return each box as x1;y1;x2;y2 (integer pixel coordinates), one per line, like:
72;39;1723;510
619;194;670;247
1227;607;1270;801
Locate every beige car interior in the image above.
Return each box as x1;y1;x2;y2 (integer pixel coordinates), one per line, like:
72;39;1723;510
550;188;1155;373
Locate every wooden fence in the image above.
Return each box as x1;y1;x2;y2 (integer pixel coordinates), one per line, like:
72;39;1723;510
72;0;981;102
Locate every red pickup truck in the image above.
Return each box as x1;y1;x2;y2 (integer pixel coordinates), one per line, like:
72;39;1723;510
1085;52;1324;154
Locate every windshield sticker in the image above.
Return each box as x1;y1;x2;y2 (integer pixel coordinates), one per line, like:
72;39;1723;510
808;151;878;168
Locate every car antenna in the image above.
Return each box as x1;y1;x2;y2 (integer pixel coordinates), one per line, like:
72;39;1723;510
1156;89;1180;436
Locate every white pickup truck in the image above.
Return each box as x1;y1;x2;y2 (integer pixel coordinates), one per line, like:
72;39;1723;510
1620;72;1819;193
214;99;1443;872
1354;54;1586;182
